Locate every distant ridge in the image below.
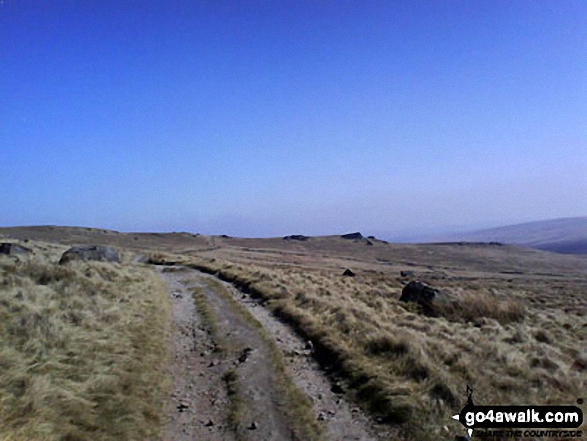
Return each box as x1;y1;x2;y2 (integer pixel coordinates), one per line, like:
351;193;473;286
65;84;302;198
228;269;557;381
432;217;587;255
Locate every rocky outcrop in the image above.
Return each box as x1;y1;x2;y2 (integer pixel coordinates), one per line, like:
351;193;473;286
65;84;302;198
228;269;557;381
340;232;363;240
0;243;33;255
283;235;309;241
59;245;120;264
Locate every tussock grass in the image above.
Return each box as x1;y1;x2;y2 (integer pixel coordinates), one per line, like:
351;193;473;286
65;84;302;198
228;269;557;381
148;254;587;440
0;244;171;441
431;290;526;325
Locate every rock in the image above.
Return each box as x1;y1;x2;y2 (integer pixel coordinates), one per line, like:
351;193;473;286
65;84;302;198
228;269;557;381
0;243;33;255
340;232;363;240
177;403;189;412
248;421;258;430
238;347;253;363
330;383;344;394
367;235;376;239
283;235;309;241
204;419;214;427
342;269;355;277
365;240;373;246
400;270;415;278
400;281;449;313
59;245;120;264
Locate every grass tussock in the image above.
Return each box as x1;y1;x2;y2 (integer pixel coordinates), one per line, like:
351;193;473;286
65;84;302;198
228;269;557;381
0;247;171;441
432;290;526;325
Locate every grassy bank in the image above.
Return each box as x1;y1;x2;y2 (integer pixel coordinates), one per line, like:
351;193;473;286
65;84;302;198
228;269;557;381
0;243;171;441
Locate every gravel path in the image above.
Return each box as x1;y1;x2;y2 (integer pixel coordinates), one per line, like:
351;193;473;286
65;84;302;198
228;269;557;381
159;266;397;441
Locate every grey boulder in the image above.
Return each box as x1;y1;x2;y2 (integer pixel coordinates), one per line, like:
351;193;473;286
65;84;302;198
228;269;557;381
400;281;449;313
59;245;120;264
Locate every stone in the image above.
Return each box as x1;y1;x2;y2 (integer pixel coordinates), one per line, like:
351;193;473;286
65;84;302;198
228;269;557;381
330;383;344;394
59;245;120;264
283;235;309;241
238;347;253;363
400;281;449;313
400;270;415;278
340;232;363;240
342;269;355;277
0;243;32;255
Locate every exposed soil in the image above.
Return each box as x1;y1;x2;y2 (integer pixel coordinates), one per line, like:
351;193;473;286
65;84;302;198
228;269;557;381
160;266;235;441
159;266;394;441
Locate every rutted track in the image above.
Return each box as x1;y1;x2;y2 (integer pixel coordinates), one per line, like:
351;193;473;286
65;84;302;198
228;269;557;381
159;265;394;441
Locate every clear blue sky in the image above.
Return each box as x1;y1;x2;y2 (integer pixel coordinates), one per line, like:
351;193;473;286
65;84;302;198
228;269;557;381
1;1;585;238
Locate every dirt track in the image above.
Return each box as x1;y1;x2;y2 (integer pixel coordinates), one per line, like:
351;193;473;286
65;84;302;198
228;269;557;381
158;266;395;441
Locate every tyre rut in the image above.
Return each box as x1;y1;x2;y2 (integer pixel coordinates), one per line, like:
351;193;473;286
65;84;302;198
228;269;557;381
160;265;396;441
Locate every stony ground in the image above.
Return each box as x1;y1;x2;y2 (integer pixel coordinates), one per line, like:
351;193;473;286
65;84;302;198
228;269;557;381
159;266;394;441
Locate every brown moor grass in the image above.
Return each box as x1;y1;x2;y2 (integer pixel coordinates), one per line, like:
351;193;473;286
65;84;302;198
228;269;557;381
0;242;171;441
154;251;586;441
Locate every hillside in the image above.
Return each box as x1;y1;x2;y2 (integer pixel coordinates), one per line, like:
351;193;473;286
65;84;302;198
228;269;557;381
431;217;587;254
1;226;586;440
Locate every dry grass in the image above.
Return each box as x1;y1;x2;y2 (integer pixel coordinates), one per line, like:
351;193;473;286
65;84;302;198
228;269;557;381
0;241;171;441
154;253;587;441
431;289;526;325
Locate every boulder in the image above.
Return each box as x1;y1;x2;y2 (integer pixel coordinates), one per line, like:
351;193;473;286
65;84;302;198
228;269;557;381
283;235;309;241
400;281;448;313
342;269;355;277
0;243;33;255
400;270;415;278
59;245;120;264
341;232;363;240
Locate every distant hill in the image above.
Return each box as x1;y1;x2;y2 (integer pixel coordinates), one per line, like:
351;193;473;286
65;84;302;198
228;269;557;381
430;217;587;255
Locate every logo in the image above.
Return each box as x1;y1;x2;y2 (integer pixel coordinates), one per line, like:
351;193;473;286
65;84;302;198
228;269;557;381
451;386;583;439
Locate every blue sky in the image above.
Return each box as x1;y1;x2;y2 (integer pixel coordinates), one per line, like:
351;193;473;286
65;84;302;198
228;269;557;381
1;1;585;238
